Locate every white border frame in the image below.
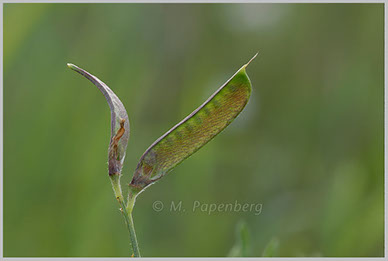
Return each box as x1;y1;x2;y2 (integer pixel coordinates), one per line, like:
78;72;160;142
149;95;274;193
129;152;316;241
0;1;385;260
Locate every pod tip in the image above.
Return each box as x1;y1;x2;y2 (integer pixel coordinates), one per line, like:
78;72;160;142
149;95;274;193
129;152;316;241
67;63;77;70
245;52;259;67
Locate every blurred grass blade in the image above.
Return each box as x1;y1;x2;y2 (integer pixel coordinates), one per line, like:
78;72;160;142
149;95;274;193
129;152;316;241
130;54;256;191
228;220;250;257
67;63;130;176
262;238;279;257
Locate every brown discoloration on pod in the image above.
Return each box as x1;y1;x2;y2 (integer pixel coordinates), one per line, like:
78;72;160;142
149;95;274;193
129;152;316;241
109;118;126;176
113;118;126;144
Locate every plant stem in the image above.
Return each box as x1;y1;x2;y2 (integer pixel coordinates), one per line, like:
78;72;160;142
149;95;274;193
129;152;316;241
119;200;141;257
110;175;141;257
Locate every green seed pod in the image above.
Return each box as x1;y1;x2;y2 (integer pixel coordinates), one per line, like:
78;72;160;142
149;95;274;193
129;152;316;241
130;54;256;192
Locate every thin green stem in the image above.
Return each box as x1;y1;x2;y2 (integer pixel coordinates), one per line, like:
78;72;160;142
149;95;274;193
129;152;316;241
119;200;141;257
110;175;141;257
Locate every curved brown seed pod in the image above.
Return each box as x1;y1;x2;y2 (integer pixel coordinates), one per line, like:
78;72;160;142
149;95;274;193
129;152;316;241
67;63;130;176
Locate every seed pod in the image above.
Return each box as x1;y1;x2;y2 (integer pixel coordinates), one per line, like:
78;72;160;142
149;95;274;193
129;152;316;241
130;54;256;192
67;63;130;176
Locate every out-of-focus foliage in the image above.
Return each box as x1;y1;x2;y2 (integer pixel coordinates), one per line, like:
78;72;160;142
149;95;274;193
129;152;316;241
262;237;280;257
228;220;251;257
4;3;383;257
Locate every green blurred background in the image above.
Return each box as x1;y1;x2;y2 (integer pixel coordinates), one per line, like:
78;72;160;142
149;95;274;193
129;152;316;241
4;3;384;257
